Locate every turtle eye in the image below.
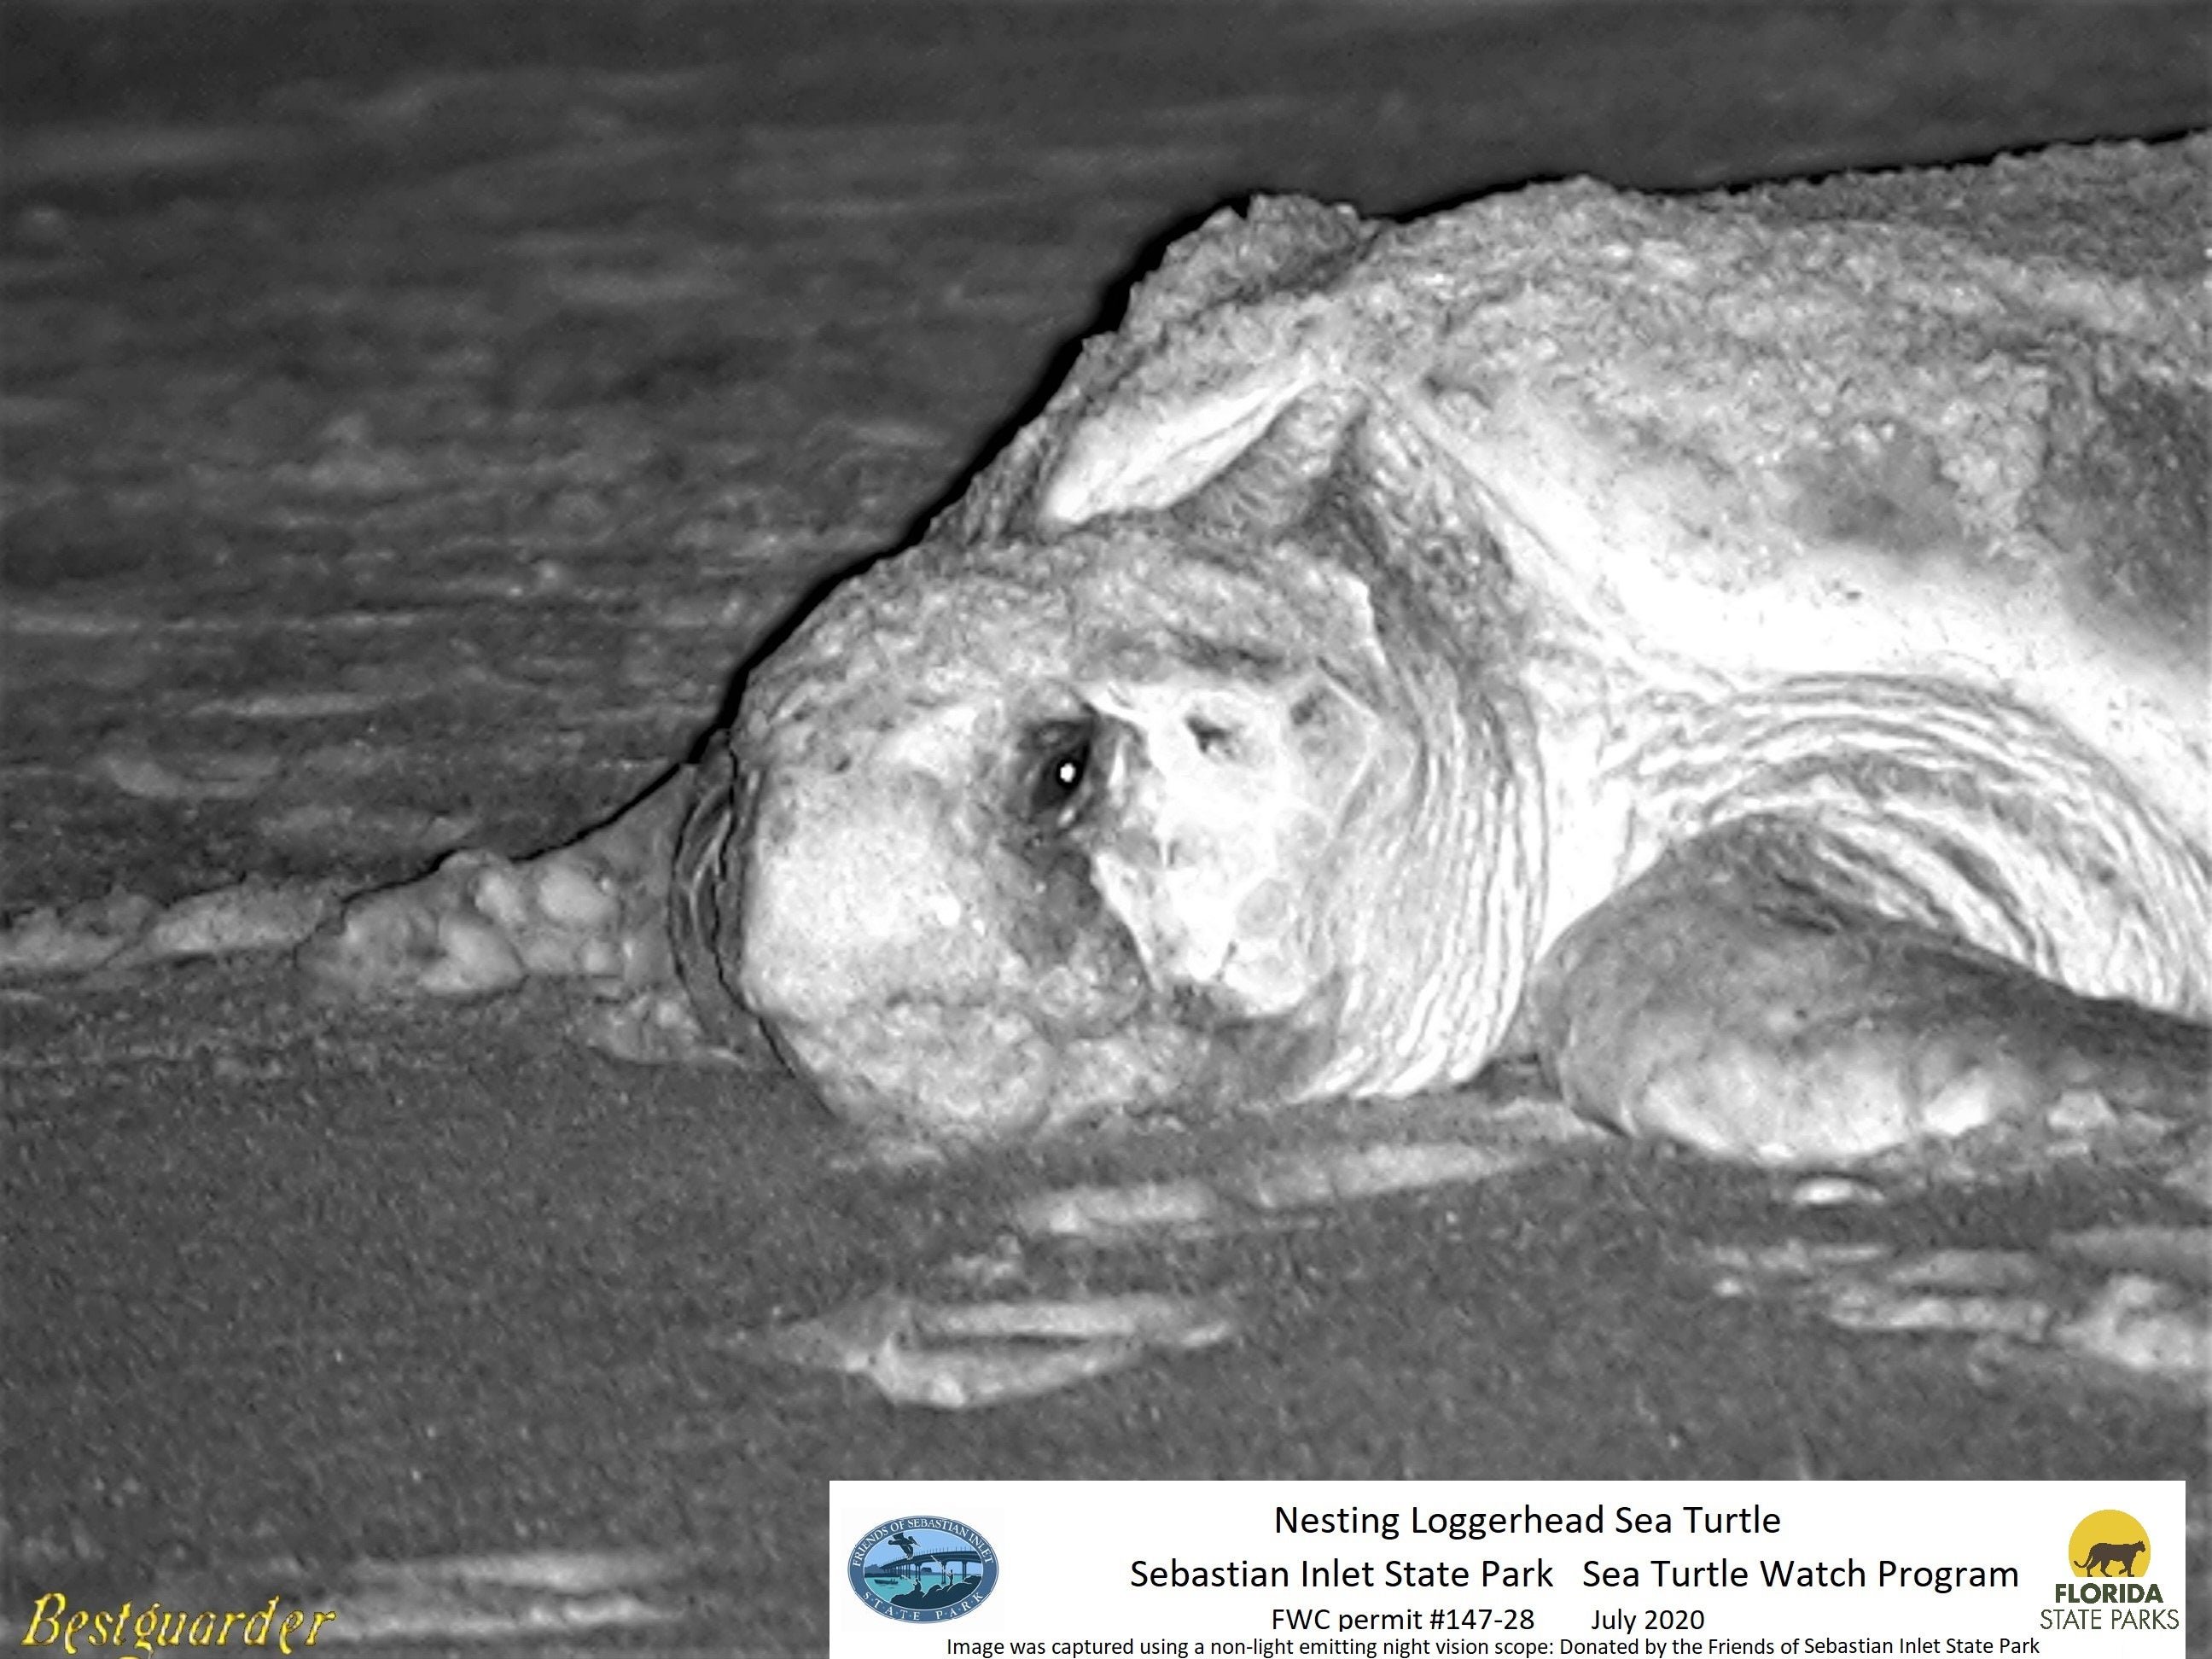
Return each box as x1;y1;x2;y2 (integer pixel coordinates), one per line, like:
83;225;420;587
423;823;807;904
1023;718;1097;825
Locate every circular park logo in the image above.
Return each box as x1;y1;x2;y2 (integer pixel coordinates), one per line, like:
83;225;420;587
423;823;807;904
2069;1511;2150;1578
849;1516;999;1622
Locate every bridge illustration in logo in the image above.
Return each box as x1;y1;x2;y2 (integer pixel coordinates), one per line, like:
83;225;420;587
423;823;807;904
849;1516;999;1619
864;1533;987;1605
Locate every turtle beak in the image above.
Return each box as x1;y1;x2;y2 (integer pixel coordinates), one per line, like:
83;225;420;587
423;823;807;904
732;762;995;1026
693;727;1069;1133
673;734;992;1033
667;739;757;1052
671;713;1169;1136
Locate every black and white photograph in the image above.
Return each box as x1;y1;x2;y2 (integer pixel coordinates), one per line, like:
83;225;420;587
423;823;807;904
3;1;2206;1650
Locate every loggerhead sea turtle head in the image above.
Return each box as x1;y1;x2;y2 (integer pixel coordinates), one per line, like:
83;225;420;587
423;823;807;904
673;405;1544;1138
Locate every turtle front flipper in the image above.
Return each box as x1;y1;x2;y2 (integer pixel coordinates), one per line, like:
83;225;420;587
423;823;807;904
1526;819;2211;1170
297;766;725;1063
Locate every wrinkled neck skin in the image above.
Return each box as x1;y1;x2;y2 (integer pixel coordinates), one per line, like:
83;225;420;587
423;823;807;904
1295;591;1543;1103
699;510;1548;1139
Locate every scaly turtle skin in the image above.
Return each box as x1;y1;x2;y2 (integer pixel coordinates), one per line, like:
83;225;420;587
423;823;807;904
317;137;2212;1167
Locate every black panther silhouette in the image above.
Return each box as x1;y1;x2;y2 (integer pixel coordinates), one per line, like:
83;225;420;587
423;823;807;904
2075;1540;2146;1576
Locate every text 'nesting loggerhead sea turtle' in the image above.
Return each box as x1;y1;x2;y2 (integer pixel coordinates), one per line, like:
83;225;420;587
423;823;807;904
313;137;2210;1169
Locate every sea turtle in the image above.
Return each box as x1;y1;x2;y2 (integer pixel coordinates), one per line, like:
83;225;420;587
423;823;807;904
307;136;2210;1173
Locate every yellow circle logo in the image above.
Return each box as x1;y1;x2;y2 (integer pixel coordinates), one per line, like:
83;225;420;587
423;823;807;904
2069;1511;2150;1578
